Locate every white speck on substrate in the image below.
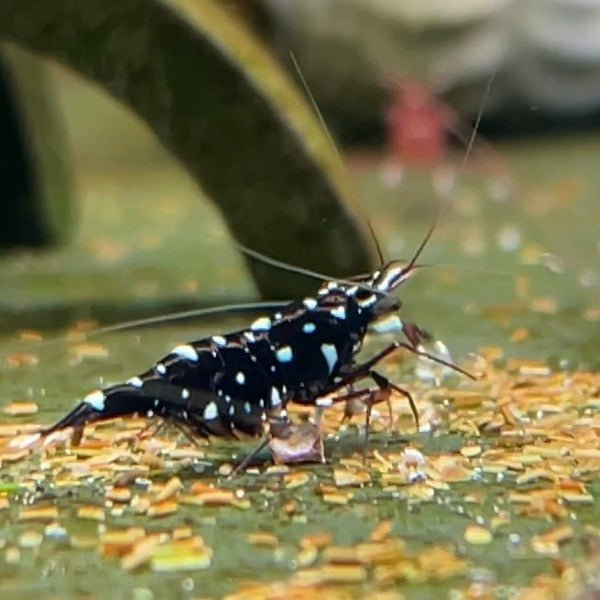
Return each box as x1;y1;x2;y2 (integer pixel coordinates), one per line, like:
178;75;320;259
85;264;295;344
270;387;282;406
83;390;105;411
276;345;293;363
203;402;218;420
250;316;271;332
244;402;251;414
127;376;143;388
181;388;190;400
212;335;227;347
302;297;318;310
235;371;246;385
303;322;316;334
330;306;346;320
172;344;199;361
320;343;338;373
155;363;167;376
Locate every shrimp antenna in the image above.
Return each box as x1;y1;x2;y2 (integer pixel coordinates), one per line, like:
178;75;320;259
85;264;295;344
402;70;497;276
289;51;384;267
87;301;292;337
367;218;386;266
237;243;385;296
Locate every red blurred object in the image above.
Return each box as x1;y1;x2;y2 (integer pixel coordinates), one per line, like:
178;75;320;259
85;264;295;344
386;81;448;167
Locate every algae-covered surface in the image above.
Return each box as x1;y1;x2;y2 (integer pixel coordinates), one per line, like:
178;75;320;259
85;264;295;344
0;117;599;598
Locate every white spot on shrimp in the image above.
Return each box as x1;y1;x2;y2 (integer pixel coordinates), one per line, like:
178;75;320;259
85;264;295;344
127;376;143;388
270;365;276;372
172;344;199;361
376;266;404;291
250;316;271;332
212;335;227;347
274;312;282;320
302;297;317;310
259;398;264;408
235;371;246;385
303;322;316;334
244;402;251;414
270;387;282;406
346;286;358;296
83;390;105;411
243;331;256;343
228;405;235;416
181;388;190;400
330;306;346;320
320;343;338;373
225;395;231;403
276;345;293;363
326;281;338;290
217;389;223;397
358;294;378;308
203;402;218;420
155;363;167;376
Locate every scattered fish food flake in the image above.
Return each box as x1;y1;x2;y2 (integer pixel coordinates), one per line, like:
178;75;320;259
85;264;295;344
18;530;43;548
150;539;212;572
248;532;278;547
18;506;59;522
77;505;105;521
0;348;598;597
464;525;493;545
2;402;39;416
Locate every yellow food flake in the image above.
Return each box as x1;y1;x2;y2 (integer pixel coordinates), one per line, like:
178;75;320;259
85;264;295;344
2;402;39;416
464;525;493;545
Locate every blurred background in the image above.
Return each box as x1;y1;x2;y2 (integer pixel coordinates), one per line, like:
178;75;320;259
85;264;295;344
0;0;598;367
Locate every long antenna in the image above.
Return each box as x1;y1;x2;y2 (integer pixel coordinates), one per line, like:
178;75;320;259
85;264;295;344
367;219;386;265
401;71;497;274
86;301;292;337
238;243;386;296
289;51;385;266
438;70;497;218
